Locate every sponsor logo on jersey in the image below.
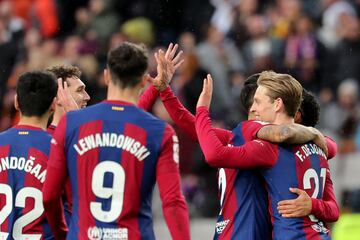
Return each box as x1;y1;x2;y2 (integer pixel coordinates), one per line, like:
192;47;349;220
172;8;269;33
311;222;329;234
87;226;128;240
216;219;230;234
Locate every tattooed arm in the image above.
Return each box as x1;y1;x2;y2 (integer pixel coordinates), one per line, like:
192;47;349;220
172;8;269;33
257;124;328;156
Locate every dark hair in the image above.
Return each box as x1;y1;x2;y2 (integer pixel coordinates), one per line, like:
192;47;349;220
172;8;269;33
299;89;320;127
16;71;58;117
239;73;260;115
46;65;81;86
107;42;148;88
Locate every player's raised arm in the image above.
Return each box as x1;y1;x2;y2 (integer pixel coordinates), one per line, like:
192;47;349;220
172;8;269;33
43;116;69;239
156;124;190;240
195;75;278;168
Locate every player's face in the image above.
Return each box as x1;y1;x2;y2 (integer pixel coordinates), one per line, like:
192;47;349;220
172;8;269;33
66;77;90;108
250;85;277;123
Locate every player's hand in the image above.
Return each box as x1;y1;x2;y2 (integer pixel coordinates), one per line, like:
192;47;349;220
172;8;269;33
56;78;79;112
277;188;312;218
311;128;328;157
197;74;213;108
148;43;184;91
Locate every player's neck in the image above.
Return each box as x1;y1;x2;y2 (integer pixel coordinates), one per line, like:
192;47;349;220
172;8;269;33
107;86;141;105
17;115;50;130
273;114;294;125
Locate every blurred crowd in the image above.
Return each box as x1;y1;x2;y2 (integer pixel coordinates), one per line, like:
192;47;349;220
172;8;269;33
0;0;360;220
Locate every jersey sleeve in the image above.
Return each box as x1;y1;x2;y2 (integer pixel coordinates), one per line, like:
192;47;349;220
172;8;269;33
325;136;337;160
242;120;270;140
137;85;159;111
42;115;69;239
311;167;339;222
156;124;190;240
160;86;232;143
195;106;278;168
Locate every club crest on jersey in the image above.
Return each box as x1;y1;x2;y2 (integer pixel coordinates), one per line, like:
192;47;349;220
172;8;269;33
216;219;230;234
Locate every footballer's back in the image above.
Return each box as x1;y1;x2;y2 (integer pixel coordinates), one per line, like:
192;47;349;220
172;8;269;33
0;125;53;240
261;142;331;240
62;100;169;239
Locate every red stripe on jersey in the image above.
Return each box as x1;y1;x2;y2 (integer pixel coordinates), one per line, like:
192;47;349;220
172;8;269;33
77;120;103;238
264;183;275;240
0;145;10;235
218;169;238;239
117;123;147;240
22;148;48;237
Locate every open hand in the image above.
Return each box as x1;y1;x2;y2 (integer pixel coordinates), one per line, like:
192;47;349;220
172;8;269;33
196;74;213;109
147;43;184;91
56;78;79;112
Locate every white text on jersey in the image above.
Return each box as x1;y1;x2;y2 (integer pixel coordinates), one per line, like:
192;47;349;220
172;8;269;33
295;143;327;162
0;156;46;183
73;133;151;161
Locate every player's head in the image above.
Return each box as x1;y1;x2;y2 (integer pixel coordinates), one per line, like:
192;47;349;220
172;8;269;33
47;65;90;108
15;71;58;117
250;70;302;123
239;73;260;119
106;42;148;89
295;89;320;127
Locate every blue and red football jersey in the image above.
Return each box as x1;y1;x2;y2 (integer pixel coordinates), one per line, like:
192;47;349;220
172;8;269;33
261;143;332;240
43;100;189;240
0;125;53;240
159;88;272;239
214;121;271;240
195;107;338;240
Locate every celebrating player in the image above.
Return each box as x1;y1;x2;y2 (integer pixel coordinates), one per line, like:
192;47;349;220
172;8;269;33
42;42;190;239
0;71;57;239
149;46;337;238
195;71;339;239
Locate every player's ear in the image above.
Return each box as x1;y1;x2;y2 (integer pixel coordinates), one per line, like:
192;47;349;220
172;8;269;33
103;69;110;86
294;110;302;124
50;97;57;112
274;97;283;112
14;94;20;111
140;74;147;88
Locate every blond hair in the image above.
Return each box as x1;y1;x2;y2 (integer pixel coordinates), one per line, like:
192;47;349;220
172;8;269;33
257;71;303;117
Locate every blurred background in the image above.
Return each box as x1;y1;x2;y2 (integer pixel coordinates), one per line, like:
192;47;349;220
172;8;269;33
0;0;359;238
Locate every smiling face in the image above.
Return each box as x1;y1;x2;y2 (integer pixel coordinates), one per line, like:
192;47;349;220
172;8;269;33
250;85;278;123
66;76;90;108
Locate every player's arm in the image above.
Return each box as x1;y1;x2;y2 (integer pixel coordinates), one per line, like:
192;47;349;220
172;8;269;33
196;105;278;168
156;124;190;240
137;85;159;111
43;116;69;239
325;136;337;160
277;168;339;222
311;168;339;222
257;124;328;156
160;86;232;143
195;74;278;168
151;43;232;143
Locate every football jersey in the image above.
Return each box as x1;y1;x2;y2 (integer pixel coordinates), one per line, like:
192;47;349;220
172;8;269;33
45;100;188;240
261;143;332;240
0;125;53;239
214;121;271;240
